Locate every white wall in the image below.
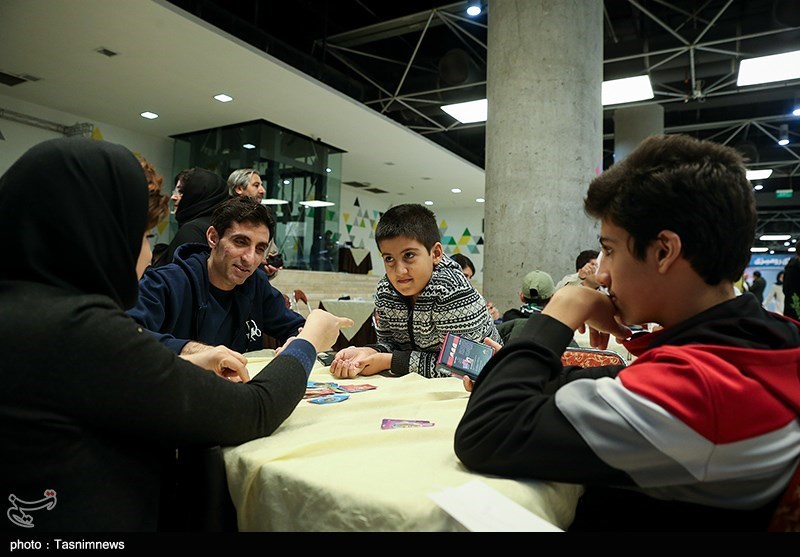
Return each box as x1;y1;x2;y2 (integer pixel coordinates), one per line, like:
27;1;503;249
0;93;175;241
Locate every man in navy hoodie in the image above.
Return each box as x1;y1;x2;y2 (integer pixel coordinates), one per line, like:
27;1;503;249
128;196;304;356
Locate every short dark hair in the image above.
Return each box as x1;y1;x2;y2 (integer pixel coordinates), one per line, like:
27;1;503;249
584;134;755;285
753;270;761;278
375;204;440;251
575;249;599;271
210;196;276;241
450;253;475;275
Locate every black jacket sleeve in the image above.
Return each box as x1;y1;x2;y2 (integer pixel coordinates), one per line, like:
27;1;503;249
63;299;306;447
454;314;633;486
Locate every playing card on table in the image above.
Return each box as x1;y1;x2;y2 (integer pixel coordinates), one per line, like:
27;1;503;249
381;419;435;429
303;387;335;399
308;394;350;405
337;384;377;393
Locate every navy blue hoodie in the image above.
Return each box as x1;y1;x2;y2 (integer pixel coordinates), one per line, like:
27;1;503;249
128;243;305;353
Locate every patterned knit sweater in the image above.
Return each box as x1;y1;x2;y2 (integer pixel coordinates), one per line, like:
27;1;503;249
370;255;502;377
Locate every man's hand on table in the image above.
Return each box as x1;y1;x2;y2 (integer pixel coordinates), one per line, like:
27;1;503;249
180;344;250;382
330;346;390;378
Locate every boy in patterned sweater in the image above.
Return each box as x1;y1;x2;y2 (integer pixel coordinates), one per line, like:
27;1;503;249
330;204;501;378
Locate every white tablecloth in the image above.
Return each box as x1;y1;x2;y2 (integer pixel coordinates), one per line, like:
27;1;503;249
222;350;583;532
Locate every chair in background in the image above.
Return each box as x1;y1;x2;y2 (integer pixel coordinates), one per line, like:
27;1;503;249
561;346;628;368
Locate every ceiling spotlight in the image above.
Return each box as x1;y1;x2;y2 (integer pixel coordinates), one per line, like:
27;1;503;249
451;188;462;193
476;197;485;203
242;143;256;149
283;179;290;185
299;200;335;208
214;93;233;103
424;200;434;206
140;111;159;120
325;168;332;173
791;247;798;252
466;3;482;16
779;124;790;146
751;247;769;252
794;107;800;117
754;184;764;191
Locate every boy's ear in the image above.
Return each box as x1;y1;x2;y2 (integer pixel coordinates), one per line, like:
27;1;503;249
431;242;444;264
207;226;219;248
654;230;682;274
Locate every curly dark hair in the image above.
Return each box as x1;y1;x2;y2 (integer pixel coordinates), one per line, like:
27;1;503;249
137;155;169;230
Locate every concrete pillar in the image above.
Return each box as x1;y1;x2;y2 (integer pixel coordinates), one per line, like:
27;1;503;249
613;104;664;162
484;0;603;313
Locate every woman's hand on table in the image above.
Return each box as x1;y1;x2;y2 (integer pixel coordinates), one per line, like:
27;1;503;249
463;337;503;393
180;345;250;382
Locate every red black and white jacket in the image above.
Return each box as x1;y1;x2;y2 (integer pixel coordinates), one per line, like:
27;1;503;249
455;293;800;531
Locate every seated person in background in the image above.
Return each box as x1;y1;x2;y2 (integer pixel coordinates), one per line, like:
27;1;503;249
0;137;351;531
152;168;229;267
227;168;266;201
555;249;600;291
330;203;502;378
497;269;577;345
128;196;305;356
502;270;555;321
455;134;800;532
451;252;501;321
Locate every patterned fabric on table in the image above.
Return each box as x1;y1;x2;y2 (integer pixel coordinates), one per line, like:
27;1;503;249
560;348;627;368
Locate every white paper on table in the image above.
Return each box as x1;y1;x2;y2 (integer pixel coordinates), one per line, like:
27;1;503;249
428;479;564;532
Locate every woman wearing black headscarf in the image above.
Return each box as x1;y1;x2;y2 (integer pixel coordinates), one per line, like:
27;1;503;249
0;138;350;531
152;167;228;267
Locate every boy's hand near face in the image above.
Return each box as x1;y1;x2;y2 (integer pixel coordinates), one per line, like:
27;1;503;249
330;346;391;378
543;286;631;348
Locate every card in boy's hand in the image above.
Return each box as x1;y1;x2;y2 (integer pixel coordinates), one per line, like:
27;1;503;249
434;332;494;380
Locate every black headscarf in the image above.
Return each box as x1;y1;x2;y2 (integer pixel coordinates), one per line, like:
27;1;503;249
0;137;147;309
174;168;227;225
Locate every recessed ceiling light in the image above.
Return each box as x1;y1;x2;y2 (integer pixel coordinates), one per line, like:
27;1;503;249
746;169;773;180
759;234;791;241
261;198;289;205
737;49;800;86
140;111;158;120
242;143;256;149
601;75;654;106
441;99;488;124
282;179;290;185
791;247;798;252
751;247;769;252
476;197;485;203
299;200;335;208
214;93;233;103
424;200;434;206
754;184;764;191
325;168;332;173
451;188;462;193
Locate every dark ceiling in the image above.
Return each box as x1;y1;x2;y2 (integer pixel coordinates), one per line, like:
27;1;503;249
169;0;800;251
